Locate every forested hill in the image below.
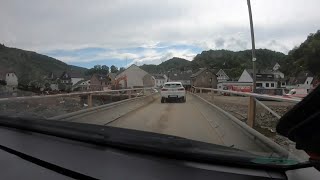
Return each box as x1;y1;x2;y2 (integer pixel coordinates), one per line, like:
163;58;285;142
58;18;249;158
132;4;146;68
192;49;286;78
281;30;320;77
0;44;87;85
140;49;287;79
141;30;320;79
140;57;193;74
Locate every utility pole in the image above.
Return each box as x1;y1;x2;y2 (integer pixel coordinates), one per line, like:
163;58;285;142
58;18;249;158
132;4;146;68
247;0;257;92
247;0;257;127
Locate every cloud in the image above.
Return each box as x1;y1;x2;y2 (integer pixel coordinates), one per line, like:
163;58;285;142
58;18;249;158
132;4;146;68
44;44;198;68
1;0;320;67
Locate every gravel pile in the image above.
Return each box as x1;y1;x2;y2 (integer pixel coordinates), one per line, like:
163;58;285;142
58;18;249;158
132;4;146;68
0;97;85;119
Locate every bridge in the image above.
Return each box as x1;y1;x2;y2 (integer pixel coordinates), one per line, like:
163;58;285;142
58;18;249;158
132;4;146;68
0;87;306;160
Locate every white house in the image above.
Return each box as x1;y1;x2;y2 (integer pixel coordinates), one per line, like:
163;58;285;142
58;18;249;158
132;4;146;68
238;69;278;89
73;80;90;91
70;72;85;85
0;72;18;91
215;69;230;82
286;71;314;91
152;74;168;87
116;64;154;88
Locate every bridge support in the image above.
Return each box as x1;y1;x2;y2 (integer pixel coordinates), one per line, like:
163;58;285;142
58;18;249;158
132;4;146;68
200;89;202;94
87;94;92;108
247;96;256;127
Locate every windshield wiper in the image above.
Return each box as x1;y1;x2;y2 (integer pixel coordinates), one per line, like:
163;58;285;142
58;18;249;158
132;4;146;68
0;115;312;171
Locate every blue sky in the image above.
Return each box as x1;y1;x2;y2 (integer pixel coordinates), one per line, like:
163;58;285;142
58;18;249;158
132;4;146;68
43;43;203;68
1;0;320;69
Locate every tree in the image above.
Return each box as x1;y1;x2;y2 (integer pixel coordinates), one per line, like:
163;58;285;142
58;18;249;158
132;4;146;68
110;65;119;73
85;64;109;75
119;67;125;72
102;65;109;74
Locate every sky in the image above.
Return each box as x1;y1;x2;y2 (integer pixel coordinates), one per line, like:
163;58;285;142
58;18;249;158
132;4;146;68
1;0;319;68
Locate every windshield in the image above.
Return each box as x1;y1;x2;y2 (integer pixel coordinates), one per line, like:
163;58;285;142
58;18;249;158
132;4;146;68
1;0;319;168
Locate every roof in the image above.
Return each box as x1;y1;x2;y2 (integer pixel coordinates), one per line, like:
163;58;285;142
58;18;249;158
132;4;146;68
152;74;165;80
245;69;277;81
246;69;274;75
190;68;217;78
288;71;314;85
60;71;71;79
190;68;206;78
117;64;149;78
69;71;84;78
0;71;16;80
92;74;109;82
73;79;89;87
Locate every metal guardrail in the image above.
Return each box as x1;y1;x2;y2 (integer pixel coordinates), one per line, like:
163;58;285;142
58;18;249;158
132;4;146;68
0;88;154;108
192;86;301;127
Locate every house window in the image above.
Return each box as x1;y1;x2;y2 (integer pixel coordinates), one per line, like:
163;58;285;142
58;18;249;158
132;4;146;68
266;83;269;87
271;83;274;87
282;82;285;86
209;78;212;82
257;83;263;87
7;74;9;77
267;75;273;78
256;74;262;77
306;81;308;84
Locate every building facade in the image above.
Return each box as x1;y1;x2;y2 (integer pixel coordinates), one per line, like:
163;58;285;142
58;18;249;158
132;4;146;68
216;69;230;82
238;69;278;89
190;68;218;88
152;74;168;87
0;72;18;92
116;64;153;88
89;74;109;91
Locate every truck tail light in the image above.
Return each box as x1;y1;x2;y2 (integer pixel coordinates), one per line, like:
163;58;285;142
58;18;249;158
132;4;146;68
161;88;168;91
178;88;185;91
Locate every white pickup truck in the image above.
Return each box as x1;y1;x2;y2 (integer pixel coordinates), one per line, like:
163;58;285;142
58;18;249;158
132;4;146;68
160;82;186;103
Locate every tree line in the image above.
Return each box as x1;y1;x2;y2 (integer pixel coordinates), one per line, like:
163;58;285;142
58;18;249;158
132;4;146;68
85;65;125;76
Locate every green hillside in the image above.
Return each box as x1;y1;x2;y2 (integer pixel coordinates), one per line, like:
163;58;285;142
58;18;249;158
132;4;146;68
140;49;286;79
193;49;287;78
0;44;87;85
140;57;192;74
281;30;320;77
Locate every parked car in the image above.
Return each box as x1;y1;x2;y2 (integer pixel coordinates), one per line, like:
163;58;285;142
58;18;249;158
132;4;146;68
283;88;308;99
160;82;186;103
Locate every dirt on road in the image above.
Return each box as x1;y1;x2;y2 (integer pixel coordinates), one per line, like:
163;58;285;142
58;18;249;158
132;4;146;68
196;93;298;153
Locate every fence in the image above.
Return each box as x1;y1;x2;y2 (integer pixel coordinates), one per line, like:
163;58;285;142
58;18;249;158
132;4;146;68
0;88;154;118
191;86;300;128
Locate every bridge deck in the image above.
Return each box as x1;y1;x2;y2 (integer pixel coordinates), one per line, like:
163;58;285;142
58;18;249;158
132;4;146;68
69;93;277;155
